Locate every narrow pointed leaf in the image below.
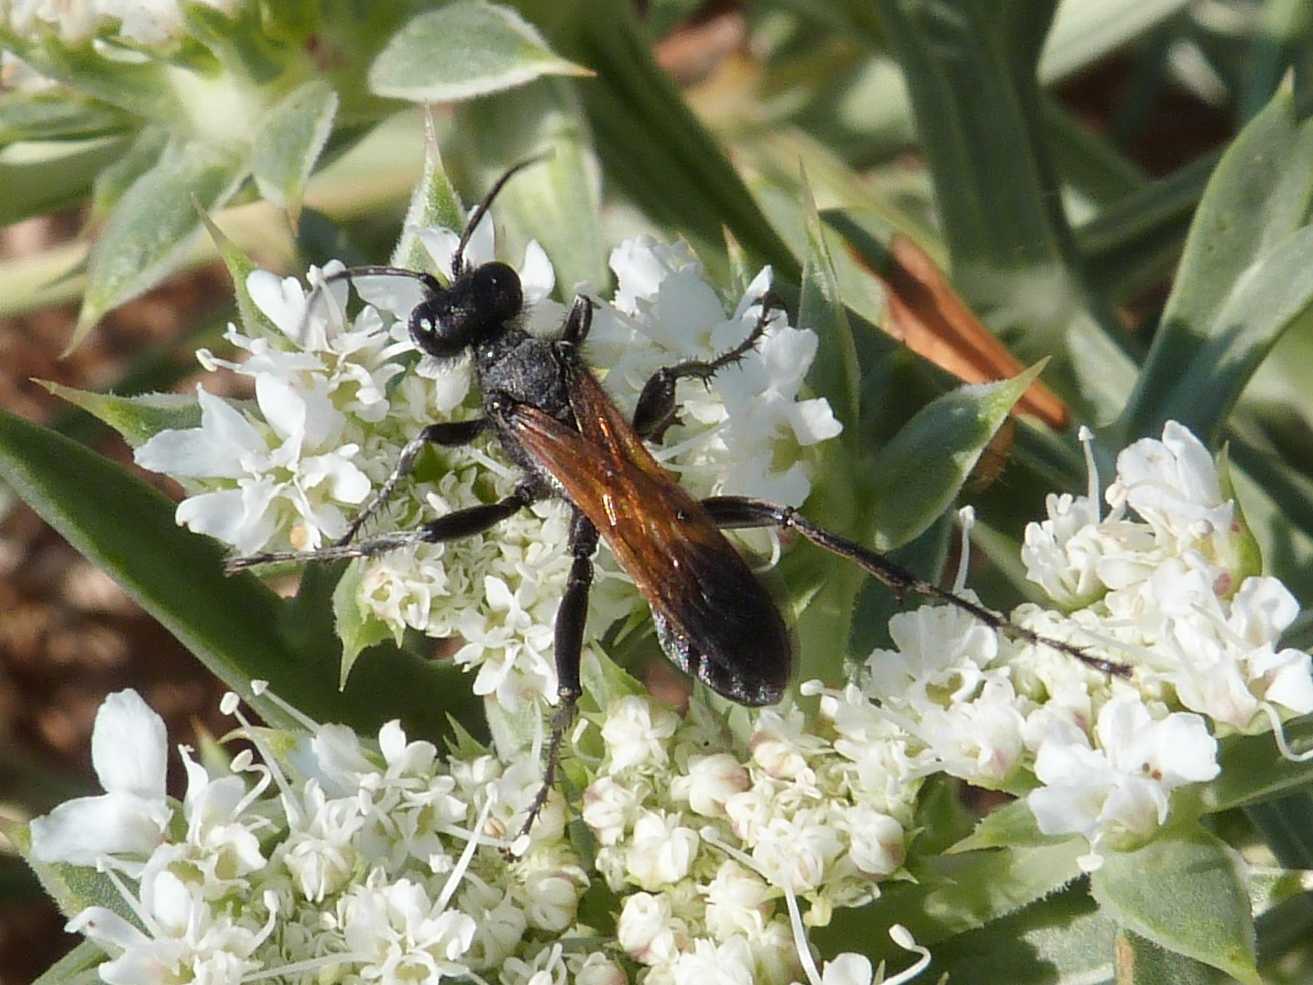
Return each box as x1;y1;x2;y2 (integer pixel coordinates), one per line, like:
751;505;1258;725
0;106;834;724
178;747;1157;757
37;381;200;447
1120;89;1313;445
4;823;127;925
0;90;128;143
369;2;592;103
31;940;104;985
197;207;279;338
391;112;466;271
0;409;481;742
868;363;1047;550
251;80;339;225
73;139;245;351
333;559;402;689
1091;826;1260;985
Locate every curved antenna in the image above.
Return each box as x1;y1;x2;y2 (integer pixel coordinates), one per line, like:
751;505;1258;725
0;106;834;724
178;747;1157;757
451;151;553;279
322;264;443;291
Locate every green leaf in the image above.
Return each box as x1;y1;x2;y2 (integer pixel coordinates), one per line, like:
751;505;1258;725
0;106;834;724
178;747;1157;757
4;823;129;925
798;166;860;437
1115;929;1228;985
333;559;402;689
1038;0;1192;83
391;112;466;272
813;838;1086;963
369;2;592;103
951;798;1072;853
456;78;607;294
0;90;129;144
31;939;104;985
36;381;201;447
0;134;128;226
867;363;1046;550
73;139;245;351
1198;717;1313;814
868;0;1136;422
930;882;1115;985
90;126;169;221
1119;88;1313;446
251;80;339;226
524;0;797;279
0;409;482;743
196;206;279;338
1091;826;1261;985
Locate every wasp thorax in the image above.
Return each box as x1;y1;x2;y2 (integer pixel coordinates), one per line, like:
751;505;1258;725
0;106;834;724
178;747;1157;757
408;261;524;359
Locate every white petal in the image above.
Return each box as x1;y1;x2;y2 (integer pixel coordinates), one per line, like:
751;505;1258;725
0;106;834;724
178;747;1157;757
1263;650;1313;713
93;689;168;799
789;398;844;444
519;240;556;305
1150;713;1219;784
733;266;773;320
420;227;462;278
30;792;167;864
176;487;262;551
246;269;308;341
352;273;427;320
255;374;309;445
66;906;148;950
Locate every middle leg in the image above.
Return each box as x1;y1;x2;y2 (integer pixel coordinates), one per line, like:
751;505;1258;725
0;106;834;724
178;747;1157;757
518;508;599;841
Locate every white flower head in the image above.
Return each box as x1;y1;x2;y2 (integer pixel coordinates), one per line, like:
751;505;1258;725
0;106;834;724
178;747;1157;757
1027;696;1219;869
30;689;171;867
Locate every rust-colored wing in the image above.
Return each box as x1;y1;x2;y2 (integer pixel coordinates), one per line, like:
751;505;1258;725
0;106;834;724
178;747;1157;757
507;365;790;706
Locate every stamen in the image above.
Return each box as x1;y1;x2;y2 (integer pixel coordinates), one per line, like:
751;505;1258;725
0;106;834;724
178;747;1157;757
220;693;298;815
1079;426;1101;523
436;784;498;912
251;680;322;733
883;925;932;985
782;885;824;985
1259;703;1313;762
242;951;372;983
953;506;975;595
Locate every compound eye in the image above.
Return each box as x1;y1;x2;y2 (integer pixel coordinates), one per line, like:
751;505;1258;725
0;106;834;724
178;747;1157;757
474;261;523;322
408;304;464;358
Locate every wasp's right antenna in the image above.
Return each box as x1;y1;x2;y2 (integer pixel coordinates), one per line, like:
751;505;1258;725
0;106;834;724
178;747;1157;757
451;152;553;279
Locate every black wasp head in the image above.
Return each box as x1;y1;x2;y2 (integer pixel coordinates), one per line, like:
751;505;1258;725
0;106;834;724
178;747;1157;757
408;261;523;359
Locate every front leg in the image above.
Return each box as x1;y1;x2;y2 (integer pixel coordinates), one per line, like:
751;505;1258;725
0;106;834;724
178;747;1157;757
339;418;488;546
518;509;598;841
225;482;536;573
700;495;1129;677
632;292;780;441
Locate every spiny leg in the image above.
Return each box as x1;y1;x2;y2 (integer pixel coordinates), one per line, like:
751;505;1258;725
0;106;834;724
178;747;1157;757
700;495;1130;677
338;418;488;547
518;510;599;841
225;483;537;574
632;291;781;441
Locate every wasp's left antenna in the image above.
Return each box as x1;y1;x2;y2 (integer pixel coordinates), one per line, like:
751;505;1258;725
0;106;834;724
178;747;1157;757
451;152;553;279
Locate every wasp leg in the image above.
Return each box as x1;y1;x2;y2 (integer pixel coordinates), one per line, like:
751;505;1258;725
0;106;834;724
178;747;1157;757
518;510;598;842
632;292;782;441
225;482;536;574
560;294;594;346
700;495;1130;677
337;419;489;547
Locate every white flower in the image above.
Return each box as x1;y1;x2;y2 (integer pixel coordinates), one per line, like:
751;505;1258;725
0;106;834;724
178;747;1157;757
30;689;171;867
602;696;681;775
625;810;701;889
135;381;370;553
670;753;750;818
582;775;643;845
574;952;629;985
703;861;772;940
617;892;684;965
837;806;904;878
279;781;362;902
670;935;756;985
1027;696;1219;868
67;869;270;985
1109;421;1235;552
751;811;844;894
341;877;478;983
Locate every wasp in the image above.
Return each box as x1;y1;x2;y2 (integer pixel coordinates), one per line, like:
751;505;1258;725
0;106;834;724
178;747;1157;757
228;158;1122;830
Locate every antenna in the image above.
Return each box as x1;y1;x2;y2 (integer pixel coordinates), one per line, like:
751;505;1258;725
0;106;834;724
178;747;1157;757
451;151;553;278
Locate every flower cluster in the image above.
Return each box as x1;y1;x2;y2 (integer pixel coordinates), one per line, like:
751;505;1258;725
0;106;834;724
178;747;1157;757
132;217;841;712
1;0;236;46
30;686;613;985
578;689;915;985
